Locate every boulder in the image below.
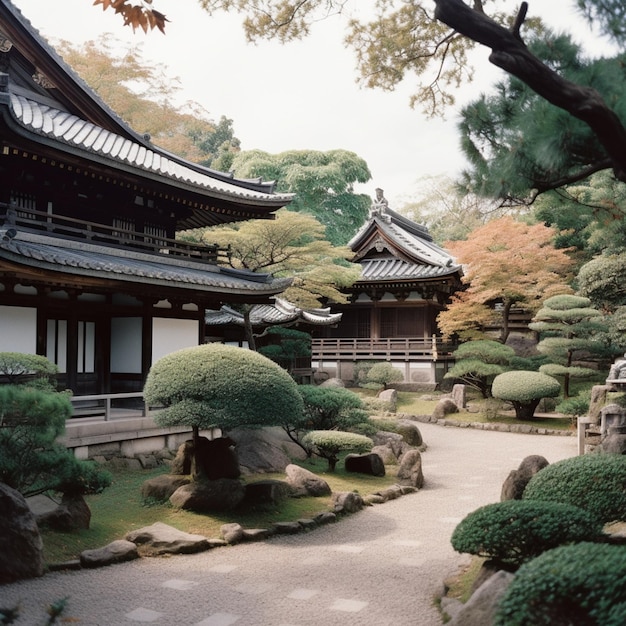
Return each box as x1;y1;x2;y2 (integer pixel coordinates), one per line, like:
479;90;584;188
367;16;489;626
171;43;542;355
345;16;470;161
141;474;191;501
170;479;245;512
448;570;514;626
589;385;608;423
80;540;138;568
126;522;209;555
171;440;194;475
229;427;305;474
170;437;240;479
284;464;331;497
28;493;91;531
332;491;364;514
451;384;467;409
396;420;423;447
242;480;291;507
396;449;424;489
500;455;549;501
372;431;409;459
433;398;459;420
0;483;44;583
345;453;385;477
371;443;400;465
378;388;398;411
61;493;91;530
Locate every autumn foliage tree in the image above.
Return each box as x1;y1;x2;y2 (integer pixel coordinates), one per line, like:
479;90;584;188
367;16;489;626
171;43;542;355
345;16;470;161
437;217;574;343
56;36;240;166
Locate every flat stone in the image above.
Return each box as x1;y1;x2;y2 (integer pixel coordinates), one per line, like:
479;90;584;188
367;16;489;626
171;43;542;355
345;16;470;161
126;522;209;555
80;540;138;568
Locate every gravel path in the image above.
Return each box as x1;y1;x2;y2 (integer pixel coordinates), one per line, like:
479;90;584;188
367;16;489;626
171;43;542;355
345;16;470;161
0;423;577;626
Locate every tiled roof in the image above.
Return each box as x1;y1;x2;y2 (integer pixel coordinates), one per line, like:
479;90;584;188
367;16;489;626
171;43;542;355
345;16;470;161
0;230;291;294
4;93;293;204
349;204;461;283
359;257;459;282
206;298;342;327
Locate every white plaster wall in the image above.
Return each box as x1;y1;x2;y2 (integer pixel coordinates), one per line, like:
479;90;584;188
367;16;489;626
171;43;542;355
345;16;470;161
0;305;37;353
152;317;199;364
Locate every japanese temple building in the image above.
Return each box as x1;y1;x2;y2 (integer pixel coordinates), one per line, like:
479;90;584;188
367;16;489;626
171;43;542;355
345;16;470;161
0;0;293;396
312;191;463;387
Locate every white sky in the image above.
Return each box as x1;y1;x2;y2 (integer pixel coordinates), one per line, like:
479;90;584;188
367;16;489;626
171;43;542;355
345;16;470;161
9;0;614;207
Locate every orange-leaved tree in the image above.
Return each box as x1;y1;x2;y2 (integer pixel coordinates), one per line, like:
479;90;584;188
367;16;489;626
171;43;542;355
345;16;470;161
437;217;574;343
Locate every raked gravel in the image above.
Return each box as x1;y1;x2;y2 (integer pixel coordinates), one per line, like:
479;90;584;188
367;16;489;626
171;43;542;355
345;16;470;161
0;422;577;626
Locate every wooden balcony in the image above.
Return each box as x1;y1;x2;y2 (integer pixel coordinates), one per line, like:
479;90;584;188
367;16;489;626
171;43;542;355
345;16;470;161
1;204;230;263
311;337;456;361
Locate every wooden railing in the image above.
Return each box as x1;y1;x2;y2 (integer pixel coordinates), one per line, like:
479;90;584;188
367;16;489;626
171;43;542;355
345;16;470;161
70;392;146;421
1;204;230;263
311;337;456;360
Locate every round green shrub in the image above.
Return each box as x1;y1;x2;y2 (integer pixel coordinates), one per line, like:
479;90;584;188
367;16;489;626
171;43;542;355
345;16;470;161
144;343;304;431
450;500;602;568
492;370;561;419
492;371;561;403
302;430;373;471
523;453;626;524
298;385;365;430
495;543;626;625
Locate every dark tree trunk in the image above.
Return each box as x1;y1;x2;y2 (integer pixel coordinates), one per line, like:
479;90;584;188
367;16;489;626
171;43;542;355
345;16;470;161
243;306;257;352
191;425;204;481
511;398;541;420
433;0;626;183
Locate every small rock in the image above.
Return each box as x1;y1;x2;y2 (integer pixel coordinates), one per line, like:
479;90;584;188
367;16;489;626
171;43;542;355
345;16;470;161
332;491;364;514
221;523;244;544
80;540;138;568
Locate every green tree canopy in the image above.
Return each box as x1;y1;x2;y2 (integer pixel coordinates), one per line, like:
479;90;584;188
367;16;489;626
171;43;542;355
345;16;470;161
226;149;372;246
190;209;360;307
458;33;626;202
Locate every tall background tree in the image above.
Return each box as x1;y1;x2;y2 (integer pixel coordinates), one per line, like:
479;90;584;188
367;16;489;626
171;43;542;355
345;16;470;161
225;149;371;246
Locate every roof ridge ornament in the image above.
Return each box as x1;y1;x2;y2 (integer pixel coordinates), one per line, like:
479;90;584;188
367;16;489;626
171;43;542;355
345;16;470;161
370;187;392;223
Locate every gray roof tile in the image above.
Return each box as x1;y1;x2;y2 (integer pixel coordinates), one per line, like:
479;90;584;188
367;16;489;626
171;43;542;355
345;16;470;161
0;230;290;294
6;93;293;204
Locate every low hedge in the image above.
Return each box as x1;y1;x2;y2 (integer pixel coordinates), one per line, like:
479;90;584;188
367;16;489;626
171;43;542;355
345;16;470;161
495;543;626;625
450;500;602;568
523;453;626;524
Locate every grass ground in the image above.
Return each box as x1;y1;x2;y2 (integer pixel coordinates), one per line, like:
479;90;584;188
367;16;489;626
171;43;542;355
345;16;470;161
41;457;398;565
41;388;575;565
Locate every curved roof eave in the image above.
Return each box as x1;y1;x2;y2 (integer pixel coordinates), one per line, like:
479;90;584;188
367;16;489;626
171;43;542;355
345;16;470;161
0;93;294;208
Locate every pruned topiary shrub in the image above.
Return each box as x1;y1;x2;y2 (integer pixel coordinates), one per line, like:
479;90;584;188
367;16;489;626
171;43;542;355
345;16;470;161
302;430;373;471
144;344;304;479
523;453;626;524
495;543;626;625
450;500;602;568
492;370;561;419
